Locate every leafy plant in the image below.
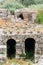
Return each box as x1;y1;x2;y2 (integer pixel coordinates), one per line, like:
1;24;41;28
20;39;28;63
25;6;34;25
0;63;2;65
36;11;43;24
25;51;34;60
20;53;26;58
20;51;34;60
1;2;25;12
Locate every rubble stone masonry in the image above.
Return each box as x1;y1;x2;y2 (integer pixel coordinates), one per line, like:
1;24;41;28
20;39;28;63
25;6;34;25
0;8;43;63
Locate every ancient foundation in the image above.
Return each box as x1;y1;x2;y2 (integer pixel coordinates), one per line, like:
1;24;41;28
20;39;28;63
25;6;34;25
0;32;43;63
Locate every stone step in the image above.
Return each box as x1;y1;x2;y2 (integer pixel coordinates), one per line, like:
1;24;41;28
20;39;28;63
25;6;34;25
38;55;43;65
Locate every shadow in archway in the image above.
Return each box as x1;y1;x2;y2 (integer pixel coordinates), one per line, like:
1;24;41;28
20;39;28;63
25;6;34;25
25;38;35;60
7;39;16;59
18;13;24;20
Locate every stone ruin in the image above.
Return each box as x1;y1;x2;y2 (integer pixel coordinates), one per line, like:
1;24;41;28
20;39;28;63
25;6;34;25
14;8;37;23
0;9;8;18
0;8;43;63
7;8;37;23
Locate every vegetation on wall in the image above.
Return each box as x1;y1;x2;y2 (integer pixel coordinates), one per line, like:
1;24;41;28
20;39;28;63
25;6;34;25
0;0;43;23
28;4;43;24
36;11;43;24
20;51;34;60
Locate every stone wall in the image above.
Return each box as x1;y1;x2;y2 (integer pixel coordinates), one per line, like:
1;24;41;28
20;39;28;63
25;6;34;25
0;9;8;18
14;8;37;23
0;33;43;62
0;8;37;23
0;8;42;63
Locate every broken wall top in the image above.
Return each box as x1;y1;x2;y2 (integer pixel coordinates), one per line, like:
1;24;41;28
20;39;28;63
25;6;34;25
15;8;37;14
0;8;42;35
14;8;37;22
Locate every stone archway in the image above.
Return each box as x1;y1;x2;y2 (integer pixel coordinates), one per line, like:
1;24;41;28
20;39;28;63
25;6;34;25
7;39;16;59
25;38;35;60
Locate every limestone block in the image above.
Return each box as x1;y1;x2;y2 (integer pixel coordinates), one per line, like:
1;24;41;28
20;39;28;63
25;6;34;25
16;49;22;54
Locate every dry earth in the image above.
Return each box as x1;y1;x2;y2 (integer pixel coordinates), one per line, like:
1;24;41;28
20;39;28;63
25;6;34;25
3;59;29;65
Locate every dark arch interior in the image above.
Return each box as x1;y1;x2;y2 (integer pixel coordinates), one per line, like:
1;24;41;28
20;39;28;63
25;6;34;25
25;38;35;60
7;39;16;59
18;13;24;19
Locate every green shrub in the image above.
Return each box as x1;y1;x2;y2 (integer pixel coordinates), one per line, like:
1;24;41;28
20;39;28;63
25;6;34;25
28;4;43;24
25;51;34;60
36;11;43;24
20;53;26;58
20;51;34;60
28;4;43;10
0;63;2;65
1;2;25;12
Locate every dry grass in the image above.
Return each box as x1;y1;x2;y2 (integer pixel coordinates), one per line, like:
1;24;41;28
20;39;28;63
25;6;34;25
3;59;28;65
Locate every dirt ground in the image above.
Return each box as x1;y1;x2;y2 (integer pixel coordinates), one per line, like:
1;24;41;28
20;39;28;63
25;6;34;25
3;59;29;65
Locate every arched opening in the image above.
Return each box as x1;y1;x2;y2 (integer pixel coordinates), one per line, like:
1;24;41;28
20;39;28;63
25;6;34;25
7;39;16;59
18;13;24;20
25;38;35;60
